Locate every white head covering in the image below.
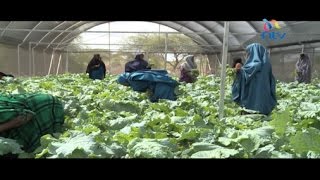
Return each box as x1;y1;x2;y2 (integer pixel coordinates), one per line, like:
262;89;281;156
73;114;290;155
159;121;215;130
181;55;197;71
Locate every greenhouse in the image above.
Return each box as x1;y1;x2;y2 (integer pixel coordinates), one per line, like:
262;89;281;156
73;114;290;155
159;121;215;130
1;21;320;158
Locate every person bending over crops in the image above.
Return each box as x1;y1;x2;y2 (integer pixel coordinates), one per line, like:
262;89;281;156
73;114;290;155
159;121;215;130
117;69;178;102
295;53;311;84
0;72;14;79
232;43;277;115
179;55;199;83
0;93;65;153
125;53;151;73
86;54;106;80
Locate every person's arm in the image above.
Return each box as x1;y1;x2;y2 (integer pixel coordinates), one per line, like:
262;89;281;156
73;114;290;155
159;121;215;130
86;61;92;73
242;59;262;84
301;59;311;76
101;61;106;77
296;60;302;73
0;113;33;133
142;60;150;69
86;60;99;73
183;68;192;76
146;61;152;69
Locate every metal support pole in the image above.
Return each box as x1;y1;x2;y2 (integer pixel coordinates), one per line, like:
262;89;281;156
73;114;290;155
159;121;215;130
206;57;212;74
108;23;111;74
17;45;20;76
66;50;69;73
159;24;161;43
301;44;305;54
164;33;168;70
28;43;32;76
199;57;202;75
312;48;315;77
218;21;230;120
43;50;46;75
56;54;62;75
32;48;35;76
48;50;55;75
201;56;208;76
205;56;208;75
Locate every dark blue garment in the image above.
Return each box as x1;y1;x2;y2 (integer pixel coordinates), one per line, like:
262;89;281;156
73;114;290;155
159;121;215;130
118;70;178;102
232;43;277;115
89;65;105;80
125;59;150;73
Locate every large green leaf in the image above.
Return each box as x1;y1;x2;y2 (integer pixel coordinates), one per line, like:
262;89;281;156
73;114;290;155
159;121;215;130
0;137;24;155
254;144;275;158
270;110;292;136
127;138;174;158
39;131;115;158
191;148;239;158
290;128;320;154
2;73;320;158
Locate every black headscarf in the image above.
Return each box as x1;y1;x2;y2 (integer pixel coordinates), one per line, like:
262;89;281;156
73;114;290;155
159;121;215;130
86;54;106;76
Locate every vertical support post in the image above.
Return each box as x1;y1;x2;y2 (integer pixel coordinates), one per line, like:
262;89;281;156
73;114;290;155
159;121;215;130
56;53;62;75
312;47;315;78
43;50;46;75
164;33;168;70
158;24;161;43
66;50;69;73
32;47;35;76
48;50;55;75
205;55;208;75
29;43;32;76
206;56;212;74
199;56;203;75
108;23;111;74
17;45;20;76
218;21;230;120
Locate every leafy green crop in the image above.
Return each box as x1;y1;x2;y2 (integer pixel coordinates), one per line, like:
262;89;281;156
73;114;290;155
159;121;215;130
1;73;320;158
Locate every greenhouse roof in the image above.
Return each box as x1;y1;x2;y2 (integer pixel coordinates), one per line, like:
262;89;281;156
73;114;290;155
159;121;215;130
0;21;319;53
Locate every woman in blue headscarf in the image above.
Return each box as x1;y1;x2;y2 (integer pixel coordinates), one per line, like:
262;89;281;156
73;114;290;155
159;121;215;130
118;70;178;102
232;43;277;115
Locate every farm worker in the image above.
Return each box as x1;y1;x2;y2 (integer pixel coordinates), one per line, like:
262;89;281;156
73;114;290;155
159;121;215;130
0;93;65;152
232;43;277;115
179;55;199;83
232;58;243;69
117;69;178;102
0;72;14;79
86;54;106;80
125;53;151;73
295;53;311;84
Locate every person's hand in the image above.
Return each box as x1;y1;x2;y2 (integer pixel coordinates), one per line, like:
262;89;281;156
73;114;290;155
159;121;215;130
234;63;242;72
235;63;242;69
10;113;33;128
0;113;33;133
